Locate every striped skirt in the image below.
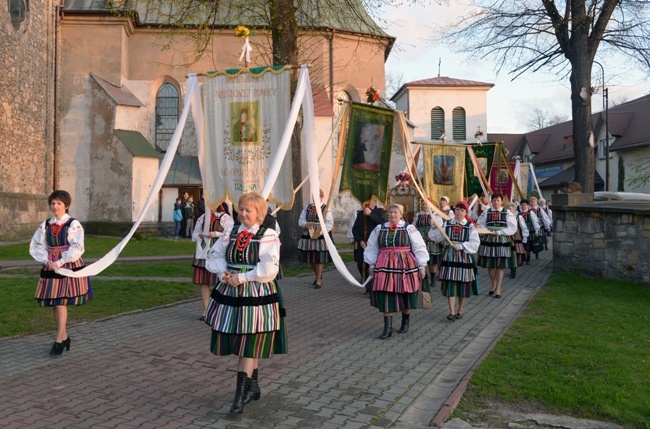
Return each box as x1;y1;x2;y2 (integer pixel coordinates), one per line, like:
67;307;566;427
35;258;92;307
192;259;216;285
370;291;417;313
372;247;421;294
205;279;287;358
427;241;441;264
297;234;333;263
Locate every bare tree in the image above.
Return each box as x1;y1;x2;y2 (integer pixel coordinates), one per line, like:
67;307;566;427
526;108;568;131
438;1;650;192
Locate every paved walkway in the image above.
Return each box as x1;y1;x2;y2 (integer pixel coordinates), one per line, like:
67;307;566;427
0;249;553;429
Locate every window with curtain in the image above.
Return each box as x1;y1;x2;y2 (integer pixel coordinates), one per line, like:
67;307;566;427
430;107;444;139
452;107;466;141
155;83;179;152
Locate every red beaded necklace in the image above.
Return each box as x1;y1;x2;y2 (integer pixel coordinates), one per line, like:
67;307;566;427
235;229;255;252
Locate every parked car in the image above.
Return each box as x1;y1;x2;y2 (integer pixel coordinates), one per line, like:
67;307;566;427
593;191;650;201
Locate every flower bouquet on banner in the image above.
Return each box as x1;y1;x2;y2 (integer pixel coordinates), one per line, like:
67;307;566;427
365;86;380;104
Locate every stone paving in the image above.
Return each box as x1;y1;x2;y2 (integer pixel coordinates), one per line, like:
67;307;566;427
0;249;553;429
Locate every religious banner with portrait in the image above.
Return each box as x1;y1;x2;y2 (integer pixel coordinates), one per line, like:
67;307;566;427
339;102;395;205
489;156;517;200
201;66;293;209
464;143;498;197
423;143;466;204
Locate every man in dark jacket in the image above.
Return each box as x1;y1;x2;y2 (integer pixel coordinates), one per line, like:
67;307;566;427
352;199;386;293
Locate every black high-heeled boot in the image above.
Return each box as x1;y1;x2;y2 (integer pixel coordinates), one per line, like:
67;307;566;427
49;341;64;357
244;368;261;404
379;316;393;339
63;337;71;351
230;372;251;414
399;313;410;333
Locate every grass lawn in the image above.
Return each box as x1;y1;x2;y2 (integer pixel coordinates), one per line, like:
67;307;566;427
0;237;198;260
454;273;650;429
0;277;200;338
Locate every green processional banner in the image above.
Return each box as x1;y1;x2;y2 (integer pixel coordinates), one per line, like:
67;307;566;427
339;102;395;205
464;143;498;197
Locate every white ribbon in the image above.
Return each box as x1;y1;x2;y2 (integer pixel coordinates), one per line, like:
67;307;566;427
239;36;253;63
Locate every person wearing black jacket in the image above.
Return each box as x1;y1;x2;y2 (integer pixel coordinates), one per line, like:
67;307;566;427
352;200;386;293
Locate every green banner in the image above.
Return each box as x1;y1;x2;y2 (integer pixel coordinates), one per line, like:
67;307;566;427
464;143;498;196
339;102;395;205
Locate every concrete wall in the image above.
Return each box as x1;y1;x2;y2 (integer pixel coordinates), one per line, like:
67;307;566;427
0;1;55;240
553;203;650;284
132;157;159;222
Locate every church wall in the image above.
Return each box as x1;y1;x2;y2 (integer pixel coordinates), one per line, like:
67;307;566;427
408;87;489;142
132;157;159;222
0;1;55;240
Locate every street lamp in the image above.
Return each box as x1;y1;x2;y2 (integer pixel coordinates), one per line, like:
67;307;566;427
593;60;609;191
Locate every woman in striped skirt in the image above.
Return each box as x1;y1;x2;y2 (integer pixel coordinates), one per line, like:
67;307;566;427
297;189;334;289
430;201;480;320
205;192;286;414
29;190;92;357
506;201;530;279
476;193;518;298
412;198;442;289
192;203;234;321
364;204;429;339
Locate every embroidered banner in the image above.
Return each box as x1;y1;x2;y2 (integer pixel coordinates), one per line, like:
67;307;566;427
490;155;517;200
422;143;466;205
202;66;293;209
464;143;498;197
339;102;395;205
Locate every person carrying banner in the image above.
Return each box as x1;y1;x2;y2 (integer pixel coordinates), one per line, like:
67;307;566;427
412;198;442;289
506;201;530;279
204;192;287;414
352;199;386;292
29;190;93;357
518;199;540;265
192;203;234;321
364;204;429;339
429;201;480;321
529;196;551;258
439;196;455;217
470;193;490;221
297;189;334;289
477;193;517;298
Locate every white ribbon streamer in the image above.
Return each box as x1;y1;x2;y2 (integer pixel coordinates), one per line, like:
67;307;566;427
239;36;253;63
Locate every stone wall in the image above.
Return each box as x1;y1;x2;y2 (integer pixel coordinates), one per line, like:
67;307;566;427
553;202;650;285
0;2;56;241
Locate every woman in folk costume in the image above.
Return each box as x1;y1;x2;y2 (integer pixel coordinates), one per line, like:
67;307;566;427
192;202;234;321
412;198;442;288
517;199;540;265
29;190;92;356
439;195;455;217
476;193;518;298
297;189;334;289
205;192;287;414
429;201;480;321
506;201;530;279
364;204;429;339
529;196;552;257
539;198;553;249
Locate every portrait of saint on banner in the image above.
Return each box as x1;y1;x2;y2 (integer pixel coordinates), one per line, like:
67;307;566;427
434;155;455;185
352;122;385;172
230;101;260;145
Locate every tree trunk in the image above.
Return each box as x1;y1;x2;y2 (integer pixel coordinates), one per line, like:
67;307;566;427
569;2;595;193
269;0;303;262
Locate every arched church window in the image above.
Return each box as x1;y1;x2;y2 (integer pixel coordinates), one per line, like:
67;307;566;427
452;107;466;141
431;107;444;139
155;83;179;152
8;0;28;32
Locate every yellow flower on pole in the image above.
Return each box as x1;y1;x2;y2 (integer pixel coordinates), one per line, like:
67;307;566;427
235;25;250;38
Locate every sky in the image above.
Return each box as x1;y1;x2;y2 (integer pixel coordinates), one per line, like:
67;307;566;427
379;1;650;134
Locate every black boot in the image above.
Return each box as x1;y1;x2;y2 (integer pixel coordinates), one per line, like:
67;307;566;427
429;273;436;289
510;268;516;279
230;371;251;414
244;368;261;404
380;316;393;339
398;313;410;334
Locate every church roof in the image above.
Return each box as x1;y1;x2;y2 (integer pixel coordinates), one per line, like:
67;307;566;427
402;76;495;88
114;130;162;158
90;73;143;107
63;0;391;39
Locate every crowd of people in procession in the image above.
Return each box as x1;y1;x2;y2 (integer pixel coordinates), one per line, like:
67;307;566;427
29;187;552;415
